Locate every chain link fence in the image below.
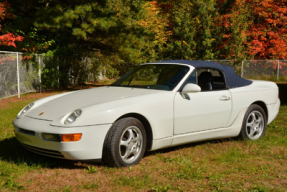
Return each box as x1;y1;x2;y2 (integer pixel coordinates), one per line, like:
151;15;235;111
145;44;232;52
0;52;18;98
214;60;287;81
0;51;104;99
0;52;43;99
242;60;279;81
0;51;287;99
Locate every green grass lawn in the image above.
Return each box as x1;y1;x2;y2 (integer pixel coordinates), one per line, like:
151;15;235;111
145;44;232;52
0;93;286;191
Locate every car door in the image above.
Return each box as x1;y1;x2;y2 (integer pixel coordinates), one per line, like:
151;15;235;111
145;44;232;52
173;68;232;135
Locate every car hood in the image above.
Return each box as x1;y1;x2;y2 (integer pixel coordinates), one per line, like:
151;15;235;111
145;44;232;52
26;86;161;121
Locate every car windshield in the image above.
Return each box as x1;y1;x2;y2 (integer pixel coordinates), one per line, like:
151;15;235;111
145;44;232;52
110;64;190;91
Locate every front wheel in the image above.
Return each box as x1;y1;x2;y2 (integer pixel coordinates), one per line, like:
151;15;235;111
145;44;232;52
102;117;146;167
239;104;267;140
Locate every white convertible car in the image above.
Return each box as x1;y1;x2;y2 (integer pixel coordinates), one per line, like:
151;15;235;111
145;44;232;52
13;60;280;167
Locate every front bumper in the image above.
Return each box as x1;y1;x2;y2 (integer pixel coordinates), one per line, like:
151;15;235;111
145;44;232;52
13;116;112;160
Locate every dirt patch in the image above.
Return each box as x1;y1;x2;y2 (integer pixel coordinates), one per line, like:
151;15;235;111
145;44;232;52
67;80;115;91
0;82;108;109
0;92;60;109
0;80;113;109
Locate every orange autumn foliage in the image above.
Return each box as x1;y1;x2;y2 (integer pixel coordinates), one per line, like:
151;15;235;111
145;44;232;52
246;0;287;59
0;1;23;47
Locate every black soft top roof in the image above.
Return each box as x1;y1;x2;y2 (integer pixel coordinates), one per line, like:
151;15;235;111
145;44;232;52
149;60;252;89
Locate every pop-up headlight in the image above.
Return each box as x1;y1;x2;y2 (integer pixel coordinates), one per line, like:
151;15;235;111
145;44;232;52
17;103;34;118
64;109;82;124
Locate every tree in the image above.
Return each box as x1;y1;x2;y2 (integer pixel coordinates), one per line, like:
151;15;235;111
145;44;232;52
0;1;23;48
163;0;197;60
246;0;287;59
137;1;171;62
160;0;223;60
218;0;251;61
29;0;148;61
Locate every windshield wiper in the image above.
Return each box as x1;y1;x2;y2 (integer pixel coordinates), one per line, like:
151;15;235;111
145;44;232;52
131;85;150;88
109;84;129;87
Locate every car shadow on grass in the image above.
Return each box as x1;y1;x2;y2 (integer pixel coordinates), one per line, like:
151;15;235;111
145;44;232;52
0;136;238;169
144;137;238;158
0;137;95;169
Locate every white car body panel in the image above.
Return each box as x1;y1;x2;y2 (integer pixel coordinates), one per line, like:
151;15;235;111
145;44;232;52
227;80;279;126
50;88;175;139
27;87;160;121
12;62;280;161
174;90;232;135
267;98;280;124
171;107;247;146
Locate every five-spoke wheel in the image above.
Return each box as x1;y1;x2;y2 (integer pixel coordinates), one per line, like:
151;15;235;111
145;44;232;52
119;126;143;164
102;117;146;167
239;104;267;140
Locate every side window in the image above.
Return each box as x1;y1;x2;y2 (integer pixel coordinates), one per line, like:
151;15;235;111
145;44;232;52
197;68;226;91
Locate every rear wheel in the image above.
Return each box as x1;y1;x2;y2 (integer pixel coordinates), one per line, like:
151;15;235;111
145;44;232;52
239;104;267;140
102;117;146;167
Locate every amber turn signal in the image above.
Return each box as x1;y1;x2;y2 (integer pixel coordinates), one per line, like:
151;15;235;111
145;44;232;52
62;133;82;142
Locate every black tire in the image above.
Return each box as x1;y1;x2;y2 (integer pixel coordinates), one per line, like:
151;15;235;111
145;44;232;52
102;117;147;167
239;104;267;140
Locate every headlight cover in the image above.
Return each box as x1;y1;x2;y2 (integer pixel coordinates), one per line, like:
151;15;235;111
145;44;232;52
64;109;82;125
17;103;34;118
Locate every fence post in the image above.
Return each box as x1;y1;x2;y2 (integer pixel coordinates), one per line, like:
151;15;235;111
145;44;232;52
277;60;279;82
241;61;244;78
16;52;20;98
57;57;60;90
38;55;41;92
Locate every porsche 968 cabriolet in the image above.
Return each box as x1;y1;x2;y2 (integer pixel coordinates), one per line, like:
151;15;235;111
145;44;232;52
13;60;280;167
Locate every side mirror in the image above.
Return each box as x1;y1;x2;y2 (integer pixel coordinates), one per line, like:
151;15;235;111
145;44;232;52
182;83;201;94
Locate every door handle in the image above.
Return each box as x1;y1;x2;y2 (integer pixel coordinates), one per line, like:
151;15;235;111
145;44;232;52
219;96;230;101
